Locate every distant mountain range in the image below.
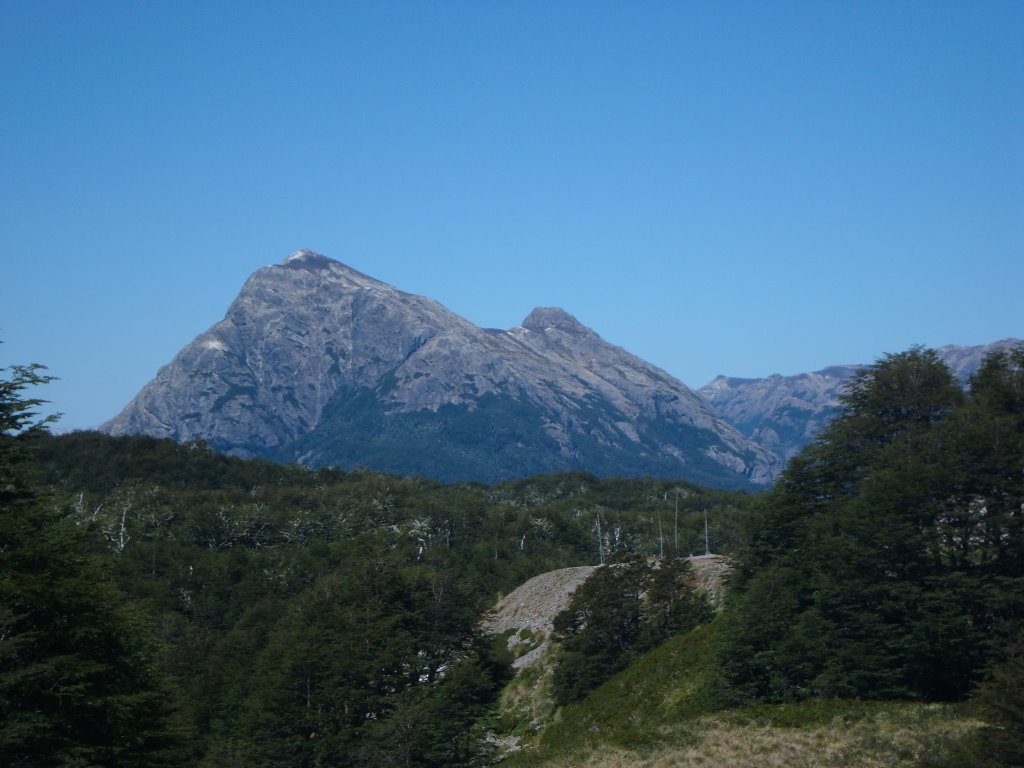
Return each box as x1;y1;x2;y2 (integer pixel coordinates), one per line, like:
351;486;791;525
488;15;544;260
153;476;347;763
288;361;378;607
102;251;778;488
698;338;1021;465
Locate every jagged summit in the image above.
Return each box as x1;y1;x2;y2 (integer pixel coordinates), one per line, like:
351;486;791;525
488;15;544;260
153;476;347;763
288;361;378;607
277;249;382;282
102;251;778;488
520;307;591;336
282;249;335;269
284;248;325;262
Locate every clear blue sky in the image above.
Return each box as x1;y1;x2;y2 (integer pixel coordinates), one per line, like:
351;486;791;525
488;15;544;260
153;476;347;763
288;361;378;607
2;1;1021;431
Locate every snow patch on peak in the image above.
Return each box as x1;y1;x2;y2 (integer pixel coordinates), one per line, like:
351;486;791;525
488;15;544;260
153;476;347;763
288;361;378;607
201;338;228;352
285;249;324;263
281;250;336;272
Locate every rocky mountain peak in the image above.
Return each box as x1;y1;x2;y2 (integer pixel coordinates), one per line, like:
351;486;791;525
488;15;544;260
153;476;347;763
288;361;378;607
102;250;779;488
282;249;337;271
520;307;591;336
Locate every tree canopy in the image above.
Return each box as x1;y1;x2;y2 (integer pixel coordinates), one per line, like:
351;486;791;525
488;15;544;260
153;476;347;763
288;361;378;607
3;357;756;766
552;555;712;706
7;343;1021;764
720;346;1024;704
1;363;184;767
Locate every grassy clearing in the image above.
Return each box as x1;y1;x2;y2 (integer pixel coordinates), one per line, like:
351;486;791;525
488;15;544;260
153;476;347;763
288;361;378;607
498;621;984;767
499;623;720;764
514;702;979;768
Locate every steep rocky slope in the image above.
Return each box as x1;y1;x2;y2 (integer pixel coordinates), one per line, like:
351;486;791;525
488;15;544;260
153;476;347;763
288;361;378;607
103;251;777;487
698;365;861;465
486;565;598;671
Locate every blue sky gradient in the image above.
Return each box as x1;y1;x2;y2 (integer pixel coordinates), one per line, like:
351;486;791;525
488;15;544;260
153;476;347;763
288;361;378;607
2;1;1021;430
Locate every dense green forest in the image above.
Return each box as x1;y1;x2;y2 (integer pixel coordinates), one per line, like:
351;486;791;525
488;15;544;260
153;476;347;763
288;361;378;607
2;344;1022;766
505;345;1024;768
720;346;1024;707
0;361;752;766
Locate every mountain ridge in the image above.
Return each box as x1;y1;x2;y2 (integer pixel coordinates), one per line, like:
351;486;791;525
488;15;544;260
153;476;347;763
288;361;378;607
700;338;1022;464
102;251;777;488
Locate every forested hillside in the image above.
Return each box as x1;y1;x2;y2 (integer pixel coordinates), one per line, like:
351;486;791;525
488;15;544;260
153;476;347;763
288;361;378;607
3;344;1022;767
500;345;1024;768
1;359;754;767
720;346;1024;705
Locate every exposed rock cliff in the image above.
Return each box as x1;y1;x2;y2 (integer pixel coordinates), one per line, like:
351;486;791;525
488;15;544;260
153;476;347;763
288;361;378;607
103;251;777;487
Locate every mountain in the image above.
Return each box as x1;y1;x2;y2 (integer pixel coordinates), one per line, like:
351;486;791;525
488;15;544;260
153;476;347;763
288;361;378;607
697;365;861;465
102;250;777;488
699;338;1021;465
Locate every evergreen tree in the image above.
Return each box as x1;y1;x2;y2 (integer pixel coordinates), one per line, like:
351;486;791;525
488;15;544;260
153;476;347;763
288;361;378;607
0;362;184;767
972;639;1024;766
721;347;1024;704
924;638;1024;768
552;556;710;706
552;558;648;706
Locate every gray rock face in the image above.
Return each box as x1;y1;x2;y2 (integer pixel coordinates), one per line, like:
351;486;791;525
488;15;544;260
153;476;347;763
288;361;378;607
935;339;1022;383
102;251;778;487
698;366;861;465
699;339;1022;466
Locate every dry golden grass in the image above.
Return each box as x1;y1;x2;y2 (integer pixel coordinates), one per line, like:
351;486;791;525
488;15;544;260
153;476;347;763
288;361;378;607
523;704;982;768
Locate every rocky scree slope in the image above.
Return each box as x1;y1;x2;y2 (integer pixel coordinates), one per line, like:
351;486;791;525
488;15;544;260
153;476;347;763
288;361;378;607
485;556;731;670
699;338;1021;466
486;565;598;671
102;250;776;487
